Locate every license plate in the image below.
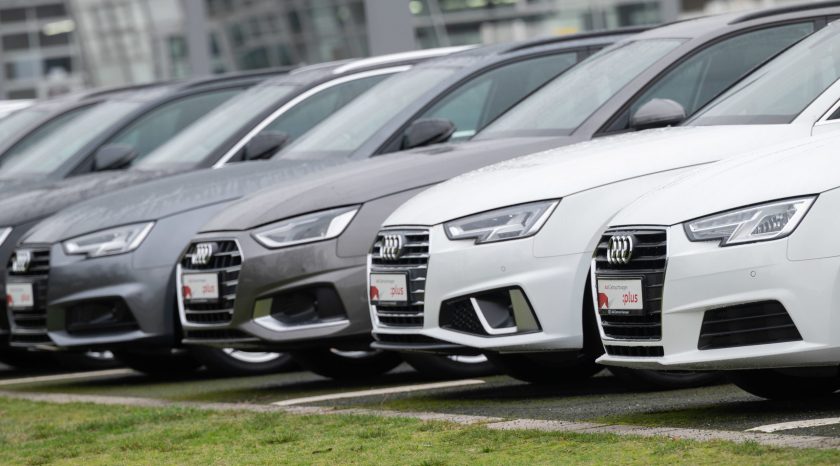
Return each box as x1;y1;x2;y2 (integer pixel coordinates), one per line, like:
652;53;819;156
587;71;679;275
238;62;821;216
597;278;644;314
370;273;408;303
182;273;220;301
6;283;34;309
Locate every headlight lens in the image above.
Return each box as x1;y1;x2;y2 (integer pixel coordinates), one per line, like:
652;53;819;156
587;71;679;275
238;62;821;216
63;222;154;257
444;200;558;244
252;206;359;249
684;197;815;246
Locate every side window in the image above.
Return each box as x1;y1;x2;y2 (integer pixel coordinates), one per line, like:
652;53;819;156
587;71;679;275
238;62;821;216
106;88;241;159
5;105;91;156
263;74;389;141
607;22;815;132
416;52;579;141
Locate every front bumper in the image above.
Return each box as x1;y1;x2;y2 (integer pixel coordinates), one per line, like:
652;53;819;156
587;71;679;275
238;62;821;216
34;203;231;351
370;225;592;353
178;232;372;351
596;226;840;371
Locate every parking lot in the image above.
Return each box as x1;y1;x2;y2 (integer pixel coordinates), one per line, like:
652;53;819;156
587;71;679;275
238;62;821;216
6;364;840;450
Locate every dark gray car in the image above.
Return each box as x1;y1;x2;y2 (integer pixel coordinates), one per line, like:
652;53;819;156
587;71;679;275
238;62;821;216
0;49;459;370
13;32;628;376
171;3;840;380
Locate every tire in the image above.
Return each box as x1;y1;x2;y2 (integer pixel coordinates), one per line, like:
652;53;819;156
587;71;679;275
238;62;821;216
609;366;721;390
190;347;296;377
113;349;202;376
486;351;602;384
401;352;498;379
727;369;840;400
290;348;402;380
0;346;61;371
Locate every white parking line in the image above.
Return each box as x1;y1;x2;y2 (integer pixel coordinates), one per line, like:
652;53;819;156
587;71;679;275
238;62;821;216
271;379;486;406
0;368;135;386
747;418;840;433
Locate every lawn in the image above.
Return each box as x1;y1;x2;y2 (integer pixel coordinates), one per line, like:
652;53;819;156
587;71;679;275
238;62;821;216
1;398;840;465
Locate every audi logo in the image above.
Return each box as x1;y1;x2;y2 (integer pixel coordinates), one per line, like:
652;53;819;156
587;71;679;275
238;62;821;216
190;242;217;267
607;235;634;265
380;233;405;261
10;249;31;273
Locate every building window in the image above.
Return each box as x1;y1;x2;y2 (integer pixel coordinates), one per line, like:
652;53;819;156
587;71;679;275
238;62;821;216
44;56;72;74
39;31;71;47
35;4;68;19
2;33;31;51
5;59;38;80
7;89;37;99
0;8;27;23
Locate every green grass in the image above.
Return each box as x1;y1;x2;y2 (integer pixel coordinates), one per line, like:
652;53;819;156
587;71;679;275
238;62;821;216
2;398;840;465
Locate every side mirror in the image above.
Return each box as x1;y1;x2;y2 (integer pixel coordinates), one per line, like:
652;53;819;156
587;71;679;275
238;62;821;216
244;130;289;161
630;98;686;131
402;118;456;150
93;144;137;171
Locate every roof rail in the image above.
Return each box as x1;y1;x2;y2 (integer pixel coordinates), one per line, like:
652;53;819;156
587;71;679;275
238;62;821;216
731;0;840;24
505;26;650;53
181;66;295;88
331;45;475;74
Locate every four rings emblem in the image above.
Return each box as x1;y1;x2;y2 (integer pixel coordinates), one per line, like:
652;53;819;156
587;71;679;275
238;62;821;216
607;235;634;265
191;242;217;267
380;234;405;261
10;250;31;273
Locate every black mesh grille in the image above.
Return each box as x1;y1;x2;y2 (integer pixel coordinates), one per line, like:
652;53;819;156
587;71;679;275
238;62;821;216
698;301;802;350
370;229;428;328
7;247;51;347
439;298;488;335
180;241;241;325
605;345;664;357
594;229;666;341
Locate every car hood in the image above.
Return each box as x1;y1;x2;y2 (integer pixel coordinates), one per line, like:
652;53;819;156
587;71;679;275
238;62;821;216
0;169;174;230
384;125;810;227
24;159;347;243
610;130;840;227
200;136;572;232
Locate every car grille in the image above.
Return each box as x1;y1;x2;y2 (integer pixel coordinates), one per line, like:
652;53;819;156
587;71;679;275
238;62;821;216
7;247;51;346
698;301;801;350
439;298;488;335
594;229;666;341
370;229;429;328
180;240;241;326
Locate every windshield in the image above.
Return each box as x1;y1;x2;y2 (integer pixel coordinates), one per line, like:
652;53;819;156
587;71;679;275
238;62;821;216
474;39;684;138
689;22;840;126
280;67;457;159
135;84;297;169
0;107;47;143
0;100;142;179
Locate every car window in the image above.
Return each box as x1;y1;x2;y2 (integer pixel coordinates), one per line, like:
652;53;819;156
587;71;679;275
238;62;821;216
0;107;47;143
416;53;579;141
689;21;840;125
605;22;815;132
280;67;457;159
262;73;390;141
1;104;91;156
108;88;241;160
475;39;684;138
0;100;143;179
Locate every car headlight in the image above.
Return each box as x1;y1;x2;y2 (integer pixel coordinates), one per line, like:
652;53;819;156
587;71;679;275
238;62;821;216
63;222;155;258
684;196;815;246
252;206;359;249
0;227;11;247
444;200;558;244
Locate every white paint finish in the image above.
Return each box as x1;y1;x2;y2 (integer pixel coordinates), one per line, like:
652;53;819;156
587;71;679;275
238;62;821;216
270;379;485;406
748;418;840;433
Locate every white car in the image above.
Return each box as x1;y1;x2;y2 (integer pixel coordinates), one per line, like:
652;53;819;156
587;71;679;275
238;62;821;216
593;130;840;399
369;21;840;386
